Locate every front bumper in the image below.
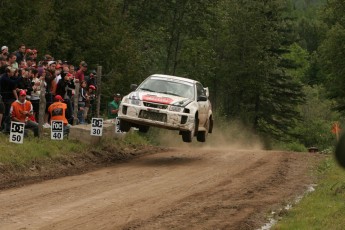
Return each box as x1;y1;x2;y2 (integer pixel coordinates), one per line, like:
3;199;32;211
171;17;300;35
118;103;195;131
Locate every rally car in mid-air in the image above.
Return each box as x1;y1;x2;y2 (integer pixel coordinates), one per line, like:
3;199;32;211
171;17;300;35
118;74;213;142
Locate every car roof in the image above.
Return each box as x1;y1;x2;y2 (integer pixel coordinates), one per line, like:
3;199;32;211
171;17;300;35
149;74;197;84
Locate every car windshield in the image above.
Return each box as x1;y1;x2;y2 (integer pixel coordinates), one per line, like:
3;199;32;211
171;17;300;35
138;78;195;100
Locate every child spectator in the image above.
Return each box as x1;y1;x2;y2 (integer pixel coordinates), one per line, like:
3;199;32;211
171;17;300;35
84;85;96;123
30;68;41;122
77;80;87;124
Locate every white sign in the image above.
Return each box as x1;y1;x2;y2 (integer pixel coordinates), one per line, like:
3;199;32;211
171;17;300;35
91;118;103;136
51;120;64;140
10;121;25;144
115;117;124;133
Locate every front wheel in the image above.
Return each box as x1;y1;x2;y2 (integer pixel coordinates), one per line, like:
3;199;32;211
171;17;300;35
182;131;193;142
119;119;131;132
181;117;198;143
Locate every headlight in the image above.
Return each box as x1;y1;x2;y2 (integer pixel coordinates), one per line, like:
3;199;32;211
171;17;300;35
128;95;141;105
169;99;192;112
169;105;183;112
131;99;141;105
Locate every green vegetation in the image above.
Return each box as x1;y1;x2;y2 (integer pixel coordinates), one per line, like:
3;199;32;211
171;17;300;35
0;133;86;167
0;131;151;168
273;157;345;229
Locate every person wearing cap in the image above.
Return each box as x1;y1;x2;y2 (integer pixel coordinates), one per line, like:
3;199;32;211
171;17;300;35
48;95;70;133
75;61;87;82
1;46;9;59
108;93;121;119
10;90;38;137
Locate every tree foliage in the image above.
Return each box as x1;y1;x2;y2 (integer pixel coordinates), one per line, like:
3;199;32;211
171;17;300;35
1;0;341;147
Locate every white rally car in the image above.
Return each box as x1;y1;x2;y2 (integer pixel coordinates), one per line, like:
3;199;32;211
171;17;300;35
118;74;213;142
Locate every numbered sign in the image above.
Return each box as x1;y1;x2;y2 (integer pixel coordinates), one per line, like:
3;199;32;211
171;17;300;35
91;118;103;136
51;120;64;140
115;117;123;133
10;121;25;144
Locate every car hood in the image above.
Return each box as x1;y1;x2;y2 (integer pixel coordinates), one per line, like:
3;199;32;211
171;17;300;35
129;91;192;105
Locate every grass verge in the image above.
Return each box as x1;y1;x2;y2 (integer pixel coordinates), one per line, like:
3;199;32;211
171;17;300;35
273;156;345;229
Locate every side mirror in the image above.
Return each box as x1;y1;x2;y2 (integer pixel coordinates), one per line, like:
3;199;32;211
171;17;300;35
198;95;208;102
130;84;138;91
204;87;209;97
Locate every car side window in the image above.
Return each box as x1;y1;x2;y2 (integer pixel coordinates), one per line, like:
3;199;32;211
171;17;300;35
196;83;206;98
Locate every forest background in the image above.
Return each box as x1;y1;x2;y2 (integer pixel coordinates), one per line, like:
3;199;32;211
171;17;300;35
1;0;344;151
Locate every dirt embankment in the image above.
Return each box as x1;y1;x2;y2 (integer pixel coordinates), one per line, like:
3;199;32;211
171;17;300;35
0;146;325;230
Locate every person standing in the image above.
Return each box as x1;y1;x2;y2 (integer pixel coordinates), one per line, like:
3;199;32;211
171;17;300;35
84;85;96;123
43;60;56;128
30;68;41;122
108;93;121;119
1;46;9;59
7;53;18;70
77;80;87;124
0;67;21;130
15;44;26;64
75;61;87;82
10;90;38;137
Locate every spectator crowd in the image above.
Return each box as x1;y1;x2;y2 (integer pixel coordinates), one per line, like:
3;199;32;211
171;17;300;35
0;43;98;134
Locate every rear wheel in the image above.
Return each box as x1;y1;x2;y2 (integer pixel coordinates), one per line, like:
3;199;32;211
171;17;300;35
197;118;210;142
119;119;131;132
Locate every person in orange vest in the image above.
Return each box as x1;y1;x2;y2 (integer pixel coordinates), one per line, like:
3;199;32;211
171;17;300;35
10;90;38;136
48;95;70;134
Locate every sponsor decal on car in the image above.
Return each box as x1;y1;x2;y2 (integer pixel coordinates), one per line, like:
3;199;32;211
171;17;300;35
143;95;173;104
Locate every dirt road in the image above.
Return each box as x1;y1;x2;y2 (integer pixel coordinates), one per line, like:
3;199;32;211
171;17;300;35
0;147;322;230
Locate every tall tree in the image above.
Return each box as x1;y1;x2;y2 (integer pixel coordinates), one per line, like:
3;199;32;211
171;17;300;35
318;0;345;112
213;0;305;140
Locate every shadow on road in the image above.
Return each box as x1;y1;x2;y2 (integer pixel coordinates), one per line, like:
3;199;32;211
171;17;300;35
135;156;201;167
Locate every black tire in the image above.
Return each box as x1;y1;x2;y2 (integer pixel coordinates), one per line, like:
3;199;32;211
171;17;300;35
182;131;192;142
181;117;198;143
197;118;209;142
119;119;131;132
197;131;206;142
208;117;213;133
138;125;150;133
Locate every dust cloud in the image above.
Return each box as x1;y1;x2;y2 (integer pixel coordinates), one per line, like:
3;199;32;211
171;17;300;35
152;120;264;150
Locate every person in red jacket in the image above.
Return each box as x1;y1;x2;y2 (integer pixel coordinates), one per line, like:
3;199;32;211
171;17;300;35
10;90;38;136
